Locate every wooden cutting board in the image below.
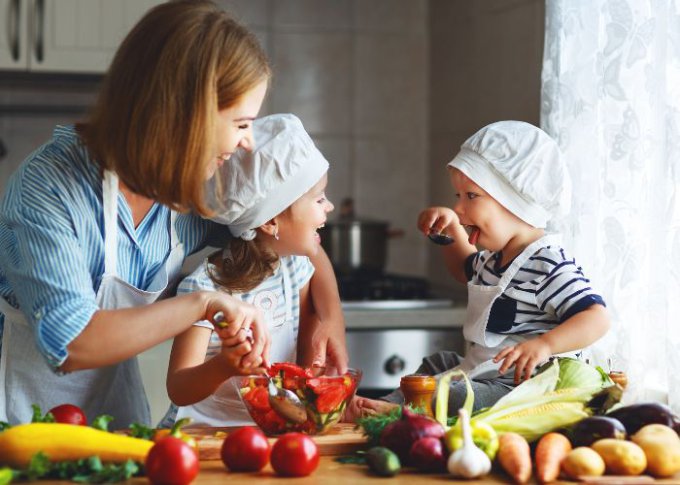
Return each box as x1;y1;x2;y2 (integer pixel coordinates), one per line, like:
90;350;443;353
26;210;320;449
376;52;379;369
185;423;367;460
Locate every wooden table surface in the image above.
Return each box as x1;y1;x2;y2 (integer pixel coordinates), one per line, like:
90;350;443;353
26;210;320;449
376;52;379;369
30;458;680;484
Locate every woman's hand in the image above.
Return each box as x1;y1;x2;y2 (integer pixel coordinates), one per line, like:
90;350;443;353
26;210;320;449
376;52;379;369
309;319;349;374
417;206;459;235
202;291;271;368
218;331;268;375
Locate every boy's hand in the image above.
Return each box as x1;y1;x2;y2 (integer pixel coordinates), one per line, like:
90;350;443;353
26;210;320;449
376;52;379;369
493;337;552;384
342;396;398;423
417;206;458;235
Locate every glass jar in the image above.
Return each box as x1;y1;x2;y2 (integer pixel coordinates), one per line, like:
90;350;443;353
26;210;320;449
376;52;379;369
400;374;436;417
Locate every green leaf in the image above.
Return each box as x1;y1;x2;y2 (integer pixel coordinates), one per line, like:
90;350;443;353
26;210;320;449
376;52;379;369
128;423;155;440
356;406;401;446
30;404;55;424
91;415;114;432
25;452;51;480
0;422;11;432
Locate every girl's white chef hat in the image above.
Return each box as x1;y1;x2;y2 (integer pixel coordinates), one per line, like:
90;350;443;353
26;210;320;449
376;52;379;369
447;120;571;229
209;113;329;240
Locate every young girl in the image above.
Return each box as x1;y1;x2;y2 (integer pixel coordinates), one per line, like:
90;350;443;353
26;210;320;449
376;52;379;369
160;114;335;427
350;120;611;418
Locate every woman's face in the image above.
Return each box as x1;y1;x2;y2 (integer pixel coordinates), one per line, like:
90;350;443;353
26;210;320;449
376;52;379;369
273;174;334;258
206;79;268;180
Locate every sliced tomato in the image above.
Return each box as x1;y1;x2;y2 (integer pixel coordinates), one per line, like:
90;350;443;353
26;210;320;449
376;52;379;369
263;409;288;433
315;384;347;413
268;362;311;378
244;386;270;412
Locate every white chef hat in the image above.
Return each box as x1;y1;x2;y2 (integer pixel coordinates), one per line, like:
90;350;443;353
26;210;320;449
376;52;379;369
447;120;571;229
209;113;329;240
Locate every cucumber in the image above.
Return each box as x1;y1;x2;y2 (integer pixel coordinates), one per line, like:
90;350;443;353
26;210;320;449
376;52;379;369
366;447;401;477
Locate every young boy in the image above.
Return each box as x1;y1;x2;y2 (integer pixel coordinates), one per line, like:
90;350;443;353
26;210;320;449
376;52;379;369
349;120;611;418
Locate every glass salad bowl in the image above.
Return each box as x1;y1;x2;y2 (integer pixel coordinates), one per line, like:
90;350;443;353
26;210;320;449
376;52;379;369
236;363;362;435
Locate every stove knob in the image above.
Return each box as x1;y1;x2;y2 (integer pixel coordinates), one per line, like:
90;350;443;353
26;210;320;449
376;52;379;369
384;354;405;375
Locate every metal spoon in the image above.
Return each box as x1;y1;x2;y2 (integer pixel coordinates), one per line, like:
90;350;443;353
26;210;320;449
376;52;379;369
213;312;307;423
428;232;454;245
266;373;308;424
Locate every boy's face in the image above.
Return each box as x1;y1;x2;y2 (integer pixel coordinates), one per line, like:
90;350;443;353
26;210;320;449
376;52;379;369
450;168;526;252
272;174;334;258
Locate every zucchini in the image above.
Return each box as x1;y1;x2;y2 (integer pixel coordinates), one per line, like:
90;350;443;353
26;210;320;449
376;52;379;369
0;423;153;467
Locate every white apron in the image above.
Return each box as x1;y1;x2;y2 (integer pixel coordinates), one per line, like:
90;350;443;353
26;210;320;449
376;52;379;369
0;170;184;427
175;260;298;427
457;235;575;380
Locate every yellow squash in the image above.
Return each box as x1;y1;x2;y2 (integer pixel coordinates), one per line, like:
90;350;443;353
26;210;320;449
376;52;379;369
0;423;154;467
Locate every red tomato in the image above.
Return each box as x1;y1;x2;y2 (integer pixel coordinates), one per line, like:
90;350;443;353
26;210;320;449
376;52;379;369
268;362;311;378
220;427;271;472
315;384;347;413
48;404;87;425
145;436;199;485
270;433;319;477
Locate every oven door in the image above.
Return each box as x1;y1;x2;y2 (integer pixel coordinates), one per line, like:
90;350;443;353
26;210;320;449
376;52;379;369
346;327;464;399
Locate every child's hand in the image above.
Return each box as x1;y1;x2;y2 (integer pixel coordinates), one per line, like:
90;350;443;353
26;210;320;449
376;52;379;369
493;337;552;384
417;206;459;235
342;396;398;423
219;331;267;376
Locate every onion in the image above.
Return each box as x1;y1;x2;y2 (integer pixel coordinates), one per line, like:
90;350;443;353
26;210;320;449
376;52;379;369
379;407;445;464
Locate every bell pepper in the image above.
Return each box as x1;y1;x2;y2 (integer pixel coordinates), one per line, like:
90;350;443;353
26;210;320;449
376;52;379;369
153;417;197;450
444;419;499;460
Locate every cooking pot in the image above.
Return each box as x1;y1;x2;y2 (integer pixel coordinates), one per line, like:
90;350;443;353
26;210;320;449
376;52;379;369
319;198;402;274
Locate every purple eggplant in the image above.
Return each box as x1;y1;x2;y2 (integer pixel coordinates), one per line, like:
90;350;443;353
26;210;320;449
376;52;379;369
571;416;627;447
606;402;676;435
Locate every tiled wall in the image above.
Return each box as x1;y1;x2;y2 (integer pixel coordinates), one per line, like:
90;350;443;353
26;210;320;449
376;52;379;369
0;0;543;289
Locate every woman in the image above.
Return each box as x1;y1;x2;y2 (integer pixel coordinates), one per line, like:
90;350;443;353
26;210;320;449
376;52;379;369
0;0;346;428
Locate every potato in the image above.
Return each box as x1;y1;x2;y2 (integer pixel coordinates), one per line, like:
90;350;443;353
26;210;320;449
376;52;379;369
632;424;680;477
591;439;647;475
561;447;605;479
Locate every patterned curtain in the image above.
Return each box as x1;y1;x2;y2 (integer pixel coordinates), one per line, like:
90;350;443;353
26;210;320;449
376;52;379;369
541;0;680;411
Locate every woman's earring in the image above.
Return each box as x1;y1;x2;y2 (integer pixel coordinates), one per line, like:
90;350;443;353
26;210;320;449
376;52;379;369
273;229;279;241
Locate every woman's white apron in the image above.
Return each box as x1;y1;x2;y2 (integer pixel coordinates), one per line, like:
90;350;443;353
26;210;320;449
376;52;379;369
0;170;184;427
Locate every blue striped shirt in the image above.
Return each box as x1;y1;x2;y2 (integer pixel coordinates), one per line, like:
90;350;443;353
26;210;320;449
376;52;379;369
465;245;605;335
0;125;223;369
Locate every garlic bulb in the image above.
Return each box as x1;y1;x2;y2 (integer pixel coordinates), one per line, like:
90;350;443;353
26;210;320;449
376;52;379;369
447;408;492;478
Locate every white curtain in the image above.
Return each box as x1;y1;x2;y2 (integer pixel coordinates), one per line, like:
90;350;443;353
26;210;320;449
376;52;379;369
541;0;680;412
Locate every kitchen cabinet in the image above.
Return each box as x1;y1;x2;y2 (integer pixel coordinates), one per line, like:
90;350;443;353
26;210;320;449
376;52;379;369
0;0;163;73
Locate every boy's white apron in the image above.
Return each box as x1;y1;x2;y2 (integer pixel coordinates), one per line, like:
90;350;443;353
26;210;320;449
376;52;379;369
0;170;184;427
458;235;573;379
175;261;297;427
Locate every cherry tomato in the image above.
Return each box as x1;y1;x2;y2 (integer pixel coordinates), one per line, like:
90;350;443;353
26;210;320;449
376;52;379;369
145;436;199;485
270;433;319;477
48;404;87;425
220;426;271;472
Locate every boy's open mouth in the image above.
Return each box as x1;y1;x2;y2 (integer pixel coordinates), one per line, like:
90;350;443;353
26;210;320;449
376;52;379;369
467;225;480;245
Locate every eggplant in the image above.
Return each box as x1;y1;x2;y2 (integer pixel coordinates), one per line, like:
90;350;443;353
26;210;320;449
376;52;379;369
606;402;676;435
570;416;627;447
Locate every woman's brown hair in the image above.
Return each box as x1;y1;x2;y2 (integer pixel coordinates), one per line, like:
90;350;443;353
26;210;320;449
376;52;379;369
79;0;270;215
208;237;279;293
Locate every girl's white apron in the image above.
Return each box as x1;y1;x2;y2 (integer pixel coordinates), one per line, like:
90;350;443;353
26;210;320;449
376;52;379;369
0;170;184;427
175;260;298;427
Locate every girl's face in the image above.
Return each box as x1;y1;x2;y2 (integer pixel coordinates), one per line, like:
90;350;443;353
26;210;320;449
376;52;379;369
450;168;526;252
272;174;334;258
206;79;268;180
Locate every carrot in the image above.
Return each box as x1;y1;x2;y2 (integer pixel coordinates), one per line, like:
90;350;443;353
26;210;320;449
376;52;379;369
497;432;532;484
535;432;572;483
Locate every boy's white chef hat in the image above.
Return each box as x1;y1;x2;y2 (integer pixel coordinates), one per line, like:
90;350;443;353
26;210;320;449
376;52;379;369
209;113;329;240
447;120;571;229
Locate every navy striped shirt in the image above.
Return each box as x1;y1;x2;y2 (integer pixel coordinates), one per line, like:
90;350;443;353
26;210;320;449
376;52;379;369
0;125;224;369
465;245;605;335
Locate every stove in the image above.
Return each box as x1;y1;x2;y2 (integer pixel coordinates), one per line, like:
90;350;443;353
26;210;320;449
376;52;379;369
336;271;466;398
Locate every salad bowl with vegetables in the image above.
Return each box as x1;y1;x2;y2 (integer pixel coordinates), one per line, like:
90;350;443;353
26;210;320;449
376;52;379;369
236;363;362;435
